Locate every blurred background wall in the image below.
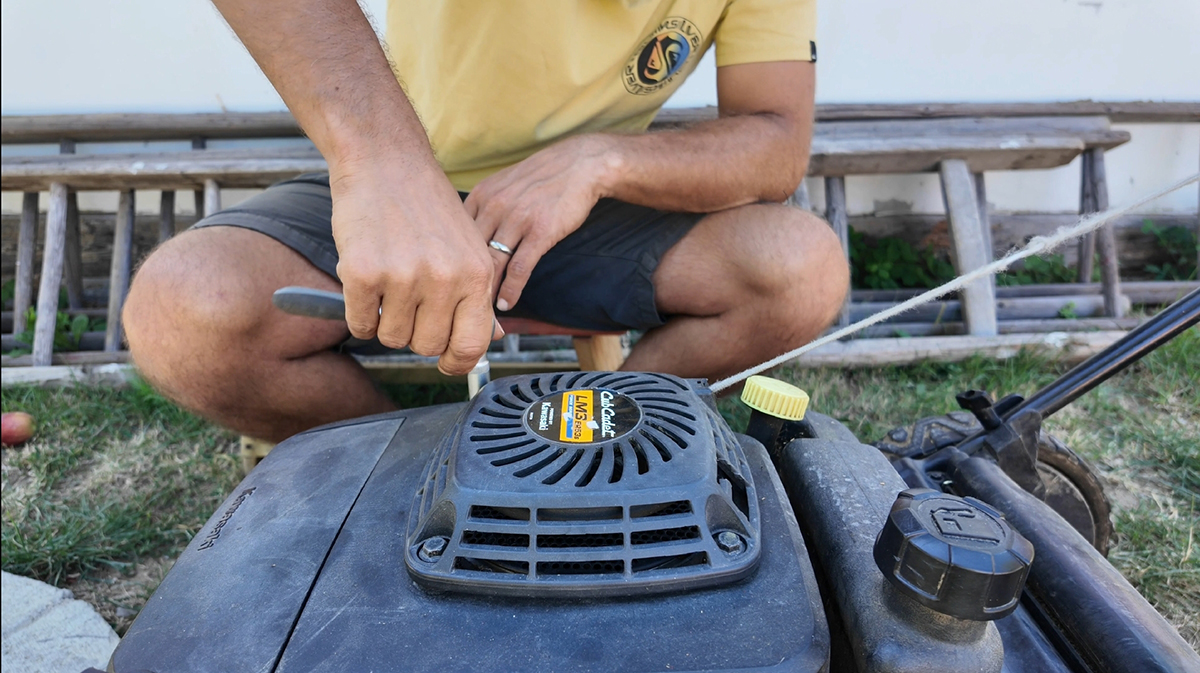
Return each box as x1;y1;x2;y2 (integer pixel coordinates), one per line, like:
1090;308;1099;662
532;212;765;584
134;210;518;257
2;0;1197;217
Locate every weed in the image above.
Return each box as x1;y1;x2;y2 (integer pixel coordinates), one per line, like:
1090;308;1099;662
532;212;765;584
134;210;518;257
6;309;105;356
1142;220;1198;281
997;253;1095;286
848;228;955;289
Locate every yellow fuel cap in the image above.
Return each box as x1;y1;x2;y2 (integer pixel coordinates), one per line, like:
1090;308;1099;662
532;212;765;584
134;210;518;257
740;376;810;421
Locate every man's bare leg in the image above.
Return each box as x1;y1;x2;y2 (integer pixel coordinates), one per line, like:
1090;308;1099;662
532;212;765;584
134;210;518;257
623;204;849;381
123;227;395;442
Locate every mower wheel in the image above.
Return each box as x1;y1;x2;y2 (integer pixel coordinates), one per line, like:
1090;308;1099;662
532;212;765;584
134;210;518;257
1035;432;1113;556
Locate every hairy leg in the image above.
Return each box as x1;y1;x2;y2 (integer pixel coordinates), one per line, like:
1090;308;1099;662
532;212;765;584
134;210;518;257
123;227;394;442
622;204;849;381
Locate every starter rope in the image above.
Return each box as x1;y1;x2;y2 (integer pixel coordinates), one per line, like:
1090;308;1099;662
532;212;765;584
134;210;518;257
710;172;1200;393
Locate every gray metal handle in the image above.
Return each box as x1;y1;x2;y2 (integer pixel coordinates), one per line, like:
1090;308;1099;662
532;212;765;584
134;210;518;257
272;285;492;398
272;286;348;321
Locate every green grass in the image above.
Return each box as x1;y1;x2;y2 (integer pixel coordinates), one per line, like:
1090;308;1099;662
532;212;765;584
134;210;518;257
1;379;240;585
2;332;1197;643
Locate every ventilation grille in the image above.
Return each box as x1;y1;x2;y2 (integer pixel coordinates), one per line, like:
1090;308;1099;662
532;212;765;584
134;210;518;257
442;500;715;581
465;372;705;487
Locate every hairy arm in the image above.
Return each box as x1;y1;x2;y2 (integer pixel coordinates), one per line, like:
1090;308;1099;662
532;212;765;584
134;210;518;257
605;60;814;211
468;60;814;309
211;0;498;375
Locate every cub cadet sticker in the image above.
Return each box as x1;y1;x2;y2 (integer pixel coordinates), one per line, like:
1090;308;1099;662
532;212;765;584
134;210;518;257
526;389;641;444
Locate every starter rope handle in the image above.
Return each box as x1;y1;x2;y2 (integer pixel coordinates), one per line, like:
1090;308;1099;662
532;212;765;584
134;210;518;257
710;172;1200;393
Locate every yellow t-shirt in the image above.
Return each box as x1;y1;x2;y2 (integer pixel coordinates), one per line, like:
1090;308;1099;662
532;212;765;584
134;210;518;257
386;0;816;191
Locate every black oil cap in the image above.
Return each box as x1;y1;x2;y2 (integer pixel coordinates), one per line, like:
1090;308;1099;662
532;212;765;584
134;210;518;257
874;488;1034;621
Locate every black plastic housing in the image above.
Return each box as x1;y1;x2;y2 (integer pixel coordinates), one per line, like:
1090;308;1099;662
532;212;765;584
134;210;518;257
110;397;828;672
405;373;762;597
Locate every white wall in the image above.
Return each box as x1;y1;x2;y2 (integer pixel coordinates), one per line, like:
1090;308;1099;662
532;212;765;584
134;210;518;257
2;0;1198;215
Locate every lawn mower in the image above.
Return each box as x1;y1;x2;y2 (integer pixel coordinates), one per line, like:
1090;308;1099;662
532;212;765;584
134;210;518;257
107;288;1199;672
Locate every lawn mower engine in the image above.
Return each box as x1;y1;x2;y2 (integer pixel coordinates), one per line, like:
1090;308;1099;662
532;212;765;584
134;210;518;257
110;369;1199;672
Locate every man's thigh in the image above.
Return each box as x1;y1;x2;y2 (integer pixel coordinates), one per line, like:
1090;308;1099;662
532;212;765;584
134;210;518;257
192;175;705;333
651;203;843;317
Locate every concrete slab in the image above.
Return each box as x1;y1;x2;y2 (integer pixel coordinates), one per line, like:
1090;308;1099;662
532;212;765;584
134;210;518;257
1;571;119;673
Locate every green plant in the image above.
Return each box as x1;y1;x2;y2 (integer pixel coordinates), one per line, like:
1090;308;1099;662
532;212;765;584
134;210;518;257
1;279;14;311
1057;301;1078;320
997;253;1090;286
848;229;955;290
6;309;104;356
1142;220;1198;281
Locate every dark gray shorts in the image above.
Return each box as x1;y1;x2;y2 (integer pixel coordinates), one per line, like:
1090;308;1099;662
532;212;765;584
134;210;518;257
192;173;702;331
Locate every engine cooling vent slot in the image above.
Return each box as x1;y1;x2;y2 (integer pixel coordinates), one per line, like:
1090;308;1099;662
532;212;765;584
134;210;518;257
405;373;761;598
462;372;702;487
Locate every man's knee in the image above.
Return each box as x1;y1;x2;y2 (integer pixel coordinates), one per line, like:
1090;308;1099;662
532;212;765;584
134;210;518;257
733;205;849;305
124;232;265;385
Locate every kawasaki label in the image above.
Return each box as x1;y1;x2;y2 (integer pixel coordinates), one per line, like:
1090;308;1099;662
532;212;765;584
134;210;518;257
526;389;640;444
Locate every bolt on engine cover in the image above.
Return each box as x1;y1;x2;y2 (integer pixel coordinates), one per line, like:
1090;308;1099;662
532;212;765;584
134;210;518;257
405;372;761;597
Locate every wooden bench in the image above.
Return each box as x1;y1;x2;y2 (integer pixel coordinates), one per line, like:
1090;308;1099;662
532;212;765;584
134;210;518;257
5;103;1196;373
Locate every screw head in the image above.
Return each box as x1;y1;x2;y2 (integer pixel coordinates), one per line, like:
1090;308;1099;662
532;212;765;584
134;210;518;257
715;531;746;554
417;536;449;563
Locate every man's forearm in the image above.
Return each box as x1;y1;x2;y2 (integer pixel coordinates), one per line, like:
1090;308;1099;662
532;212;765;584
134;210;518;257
595;112;811;213
587;60;814;214
211;0;436;173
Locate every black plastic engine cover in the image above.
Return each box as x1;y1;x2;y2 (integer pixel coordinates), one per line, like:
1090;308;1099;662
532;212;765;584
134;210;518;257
110;380;828;673
406;372;762;598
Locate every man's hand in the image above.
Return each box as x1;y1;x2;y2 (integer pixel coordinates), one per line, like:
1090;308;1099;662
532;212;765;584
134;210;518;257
331;158;501;376
464;135;619;312
210;0;503;376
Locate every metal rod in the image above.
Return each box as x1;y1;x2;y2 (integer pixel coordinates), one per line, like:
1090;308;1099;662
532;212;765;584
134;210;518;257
1011;287;1199;420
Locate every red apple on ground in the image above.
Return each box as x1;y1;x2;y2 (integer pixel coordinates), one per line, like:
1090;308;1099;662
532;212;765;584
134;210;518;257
2;412;35;447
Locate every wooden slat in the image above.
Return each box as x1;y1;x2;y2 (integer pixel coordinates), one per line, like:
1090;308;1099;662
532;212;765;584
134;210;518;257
105;190;135;352
12;192;39;335
1088;148;1124;318
809;102;1200;124
788;332;1127;369
2;350;132;367
159;191;176;242
851;280;1196;304
824;176;851;327
973;172;994;262
814;116;1128;148
1;111;301;144
192;137;207;219
203;179;221;215
2;103;1192;144
939;159;998;335
850;294;1129;324
32;183;69;366
63;191;85;309
809;133;1086;176
1;147;326;191
852;317;1143;338
2;117;1132;190
0;363;135;387
58;141;86;310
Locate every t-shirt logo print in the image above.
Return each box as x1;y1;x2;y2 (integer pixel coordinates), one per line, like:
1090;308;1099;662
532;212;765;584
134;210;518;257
623;17;703;95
